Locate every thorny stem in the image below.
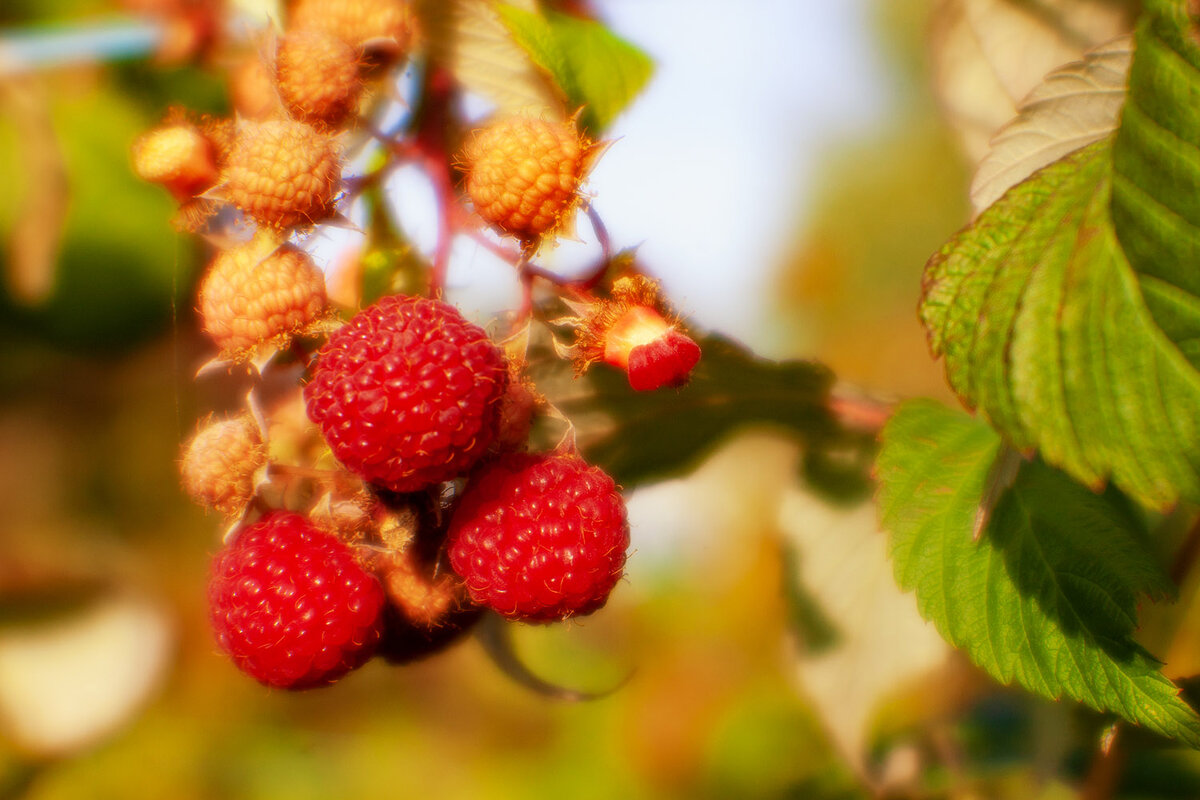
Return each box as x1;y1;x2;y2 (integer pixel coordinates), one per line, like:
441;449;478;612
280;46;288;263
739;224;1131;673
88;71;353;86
514;252;534;321
828;387;895;435
410;66;456;296
466;227;523;264
1080;726;1124;800
585;204;611;261
363;68;457;297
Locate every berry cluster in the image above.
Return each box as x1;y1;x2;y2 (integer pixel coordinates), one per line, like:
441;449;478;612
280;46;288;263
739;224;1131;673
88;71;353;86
137;0;702;690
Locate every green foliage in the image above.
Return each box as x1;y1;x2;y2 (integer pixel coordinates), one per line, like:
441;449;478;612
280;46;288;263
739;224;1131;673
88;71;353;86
878;400;1200;747
496;4;653;133
920;140;1200;510
0;83;196;350
915;0;1200;511
1113;0;1200;367
542;334;836;489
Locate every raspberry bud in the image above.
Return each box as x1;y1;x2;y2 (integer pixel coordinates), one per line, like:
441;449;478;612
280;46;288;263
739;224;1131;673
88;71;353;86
275;30;363;128
447;452;629;622
304;295;509;493
461;115;592;245
208;511;385;689
179;414;267;516
198;236;328;360
289;0;416;53
222;119;341;229
132;121;219;201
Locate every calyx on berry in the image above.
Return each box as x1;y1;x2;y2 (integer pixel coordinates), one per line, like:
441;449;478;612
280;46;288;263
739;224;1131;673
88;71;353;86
575;275;702;391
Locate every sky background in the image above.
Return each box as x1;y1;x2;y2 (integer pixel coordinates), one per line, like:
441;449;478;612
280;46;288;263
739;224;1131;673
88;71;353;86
317;1;896;356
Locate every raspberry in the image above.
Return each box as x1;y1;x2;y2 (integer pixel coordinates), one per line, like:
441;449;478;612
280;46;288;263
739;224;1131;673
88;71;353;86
373;524;481;664
461;115;591;245
222;119;341;229
180;414;267;516
576;276;701;391
230;54;284;121
447;452;629;622
208;511;385;689
275;30;363;128
198;237;327;359
603;306;701;391
304;295;508;493
131;121;219;201
289;0;416;52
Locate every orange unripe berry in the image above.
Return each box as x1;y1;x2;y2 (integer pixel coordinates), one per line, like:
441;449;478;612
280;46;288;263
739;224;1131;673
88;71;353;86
180;415;267;516
461;115;590;244
198;238;327;359
276;30;363;128
222;119;341;229
371;520;481;664
230;54;284;121
132;123;219;200
289;0;416;52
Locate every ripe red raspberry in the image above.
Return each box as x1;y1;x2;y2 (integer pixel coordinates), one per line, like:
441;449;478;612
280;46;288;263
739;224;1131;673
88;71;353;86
198;237;328;359
222;119;341;229
461;115;592;245
275;30;363;128
576;275;701;391
602;305;701;391
304;295;508;493
447;452;629;622
208;511;385;689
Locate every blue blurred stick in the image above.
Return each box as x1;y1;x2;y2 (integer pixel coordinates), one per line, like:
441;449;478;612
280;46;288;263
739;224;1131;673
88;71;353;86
0;16;166;76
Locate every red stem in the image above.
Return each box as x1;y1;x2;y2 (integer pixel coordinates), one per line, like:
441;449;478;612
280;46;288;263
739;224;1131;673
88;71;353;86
828;389;894;434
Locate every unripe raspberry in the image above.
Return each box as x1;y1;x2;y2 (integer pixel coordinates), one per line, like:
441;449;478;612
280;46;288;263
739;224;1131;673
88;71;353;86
461;115;592;245
132;122;219;200
373;524;481;664
447;452;629;622
276;30;363;128
304;295;509;493
198;237;327;360
208;511;385;689
230;54;284;121
222;119;341;229
289;0;416;52
180;414;266;516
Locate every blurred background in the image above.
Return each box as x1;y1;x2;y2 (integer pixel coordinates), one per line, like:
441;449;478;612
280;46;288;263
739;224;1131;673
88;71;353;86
2;1;1182;798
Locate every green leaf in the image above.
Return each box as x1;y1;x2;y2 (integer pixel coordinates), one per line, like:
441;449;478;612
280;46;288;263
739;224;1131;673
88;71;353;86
1112;0;1200;368
496;5;653;133
537;334;836;488
878;400;1200;748
920;139;1200;509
